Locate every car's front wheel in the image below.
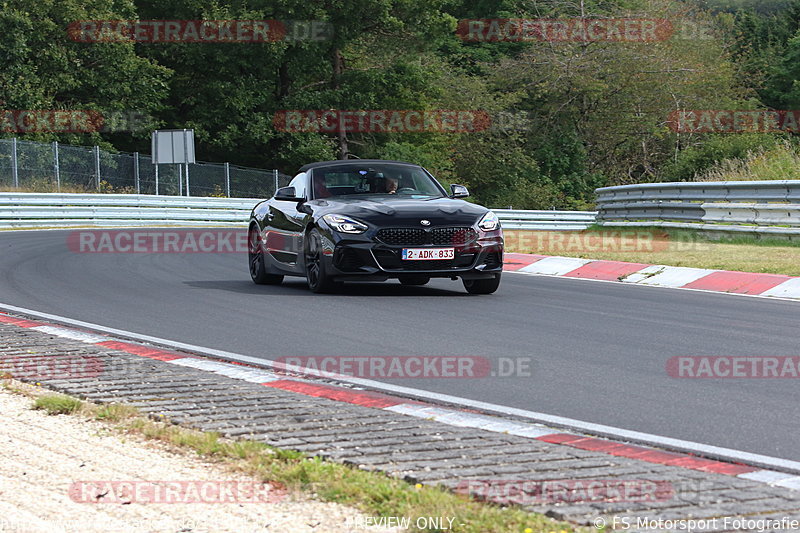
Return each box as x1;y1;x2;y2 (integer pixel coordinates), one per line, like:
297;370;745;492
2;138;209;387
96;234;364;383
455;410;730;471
305;228;340;293
249;226;283;285
462;273;501;295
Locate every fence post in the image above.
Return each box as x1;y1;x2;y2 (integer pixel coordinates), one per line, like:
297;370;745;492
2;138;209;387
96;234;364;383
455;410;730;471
11;138;18;188
224;162;231;198
183;129;191;197
154;164;159;195
93;145;101;191
178;164;183;196
52;141;60;193
133;152;140;194
273;169;279;194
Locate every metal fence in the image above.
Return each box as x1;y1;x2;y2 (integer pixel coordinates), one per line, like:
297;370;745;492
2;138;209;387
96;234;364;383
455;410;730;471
0;138;291;198
596;181;800;237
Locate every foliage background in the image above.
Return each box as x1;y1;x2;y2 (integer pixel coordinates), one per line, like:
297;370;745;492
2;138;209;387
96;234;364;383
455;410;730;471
2;0;800;208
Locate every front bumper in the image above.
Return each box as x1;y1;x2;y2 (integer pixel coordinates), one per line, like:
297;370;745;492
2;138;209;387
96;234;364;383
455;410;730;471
323;228;504;280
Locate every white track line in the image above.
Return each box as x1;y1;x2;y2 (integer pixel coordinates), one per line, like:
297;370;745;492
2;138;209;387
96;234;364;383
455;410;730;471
170;358;282;383
31;325;110;344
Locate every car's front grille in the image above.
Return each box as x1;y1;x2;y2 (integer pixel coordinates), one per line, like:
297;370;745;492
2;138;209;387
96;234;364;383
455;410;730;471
376;227;477;247
432;227;477;246
376;228;427;246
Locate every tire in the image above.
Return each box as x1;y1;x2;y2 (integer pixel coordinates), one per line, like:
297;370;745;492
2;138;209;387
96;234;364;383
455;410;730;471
249;226;283;285
462;273;501;295
305;228;340;293
399;276;430;286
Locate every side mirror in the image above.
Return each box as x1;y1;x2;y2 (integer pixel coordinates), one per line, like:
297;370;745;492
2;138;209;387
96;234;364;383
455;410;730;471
274;186;305;202
450;184;469;198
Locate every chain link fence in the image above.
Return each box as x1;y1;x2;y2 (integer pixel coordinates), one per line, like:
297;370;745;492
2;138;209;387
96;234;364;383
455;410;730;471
0;138;291;198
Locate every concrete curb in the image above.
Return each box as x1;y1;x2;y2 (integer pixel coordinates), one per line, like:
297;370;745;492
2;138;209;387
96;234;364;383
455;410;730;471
503;253;800;300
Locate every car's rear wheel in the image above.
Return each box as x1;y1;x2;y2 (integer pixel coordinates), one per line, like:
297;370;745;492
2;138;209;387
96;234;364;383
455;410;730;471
462;273;501;295
249;226;283;285
399;275;430;286
305;228;340;293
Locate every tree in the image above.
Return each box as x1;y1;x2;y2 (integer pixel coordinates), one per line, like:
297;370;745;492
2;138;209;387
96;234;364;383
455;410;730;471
0;0;169;146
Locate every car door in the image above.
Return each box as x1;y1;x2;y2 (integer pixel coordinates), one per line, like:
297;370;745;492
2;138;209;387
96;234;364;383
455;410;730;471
264;172;309;273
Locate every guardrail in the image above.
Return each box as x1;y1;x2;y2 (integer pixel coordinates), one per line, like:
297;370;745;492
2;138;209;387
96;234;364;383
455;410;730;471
11;182;800;235
0;193;597;230
495;209;596;230
596;181;800;237
596;180;800;203
0;193;260;228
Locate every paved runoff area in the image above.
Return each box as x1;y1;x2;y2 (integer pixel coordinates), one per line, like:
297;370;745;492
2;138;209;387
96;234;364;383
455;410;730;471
3;315;800;532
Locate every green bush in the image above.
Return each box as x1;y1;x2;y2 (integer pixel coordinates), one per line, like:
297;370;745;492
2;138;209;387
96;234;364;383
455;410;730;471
661;133;783;181
696;140;800;181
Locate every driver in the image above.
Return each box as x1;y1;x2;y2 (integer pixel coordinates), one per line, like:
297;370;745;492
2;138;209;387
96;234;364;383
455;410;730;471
372;174;398;194
364;170;399;194
313;177;332;198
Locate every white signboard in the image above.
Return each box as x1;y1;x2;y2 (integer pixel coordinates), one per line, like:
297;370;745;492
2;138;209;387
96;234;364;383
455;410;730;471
151;129;196;164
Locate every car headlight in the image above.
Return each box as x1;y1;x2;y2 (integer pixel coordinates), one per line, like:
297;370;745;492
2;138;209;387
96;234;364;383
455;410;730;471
322;214;368;234
477;211;500;231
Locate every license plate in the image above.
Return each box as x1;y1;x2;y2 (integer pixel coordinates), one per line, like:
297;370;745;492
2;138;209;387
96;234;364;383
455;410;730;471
401;248;455;260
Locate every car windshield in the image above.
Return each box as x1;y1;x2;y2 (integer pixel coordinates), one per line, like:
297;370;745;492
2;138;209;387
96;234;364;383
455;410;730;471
310;163;445;200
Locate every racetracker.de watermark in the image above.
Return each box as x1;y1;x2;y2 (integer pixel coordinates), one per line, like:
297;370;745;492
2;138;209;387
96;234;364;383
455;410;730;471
668;110;800;134
67;228;494;255
0;355;181;381
0;110;153;133
503;230;709;254
273;110;492;133
274;356;532;379
69;480;285;504
456;18;673;42
0;354;103;380
457;479;674;504
667;356;800;378
67;230;249;254
67;20;333;43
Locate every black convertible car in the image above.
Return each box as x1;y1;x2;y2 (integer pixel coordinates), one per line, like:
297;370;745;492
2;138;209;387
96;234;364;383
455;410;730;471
247;160;503;294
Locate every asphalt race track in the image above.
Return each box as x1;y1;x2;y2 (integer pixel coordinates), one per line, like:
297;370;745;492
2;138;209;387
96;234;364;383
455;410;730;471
1;229;799;461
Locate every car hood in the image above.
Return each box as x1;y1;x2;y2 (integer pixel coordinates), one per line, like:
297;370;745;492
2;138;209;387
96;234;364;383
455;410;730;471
310;196;489;227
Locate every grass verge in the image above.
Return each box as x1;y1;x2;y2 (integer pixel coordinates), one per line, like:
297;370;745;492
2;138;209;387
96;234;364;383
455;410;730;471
505;227;800;276
3;380;585;533
32;394;83;415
